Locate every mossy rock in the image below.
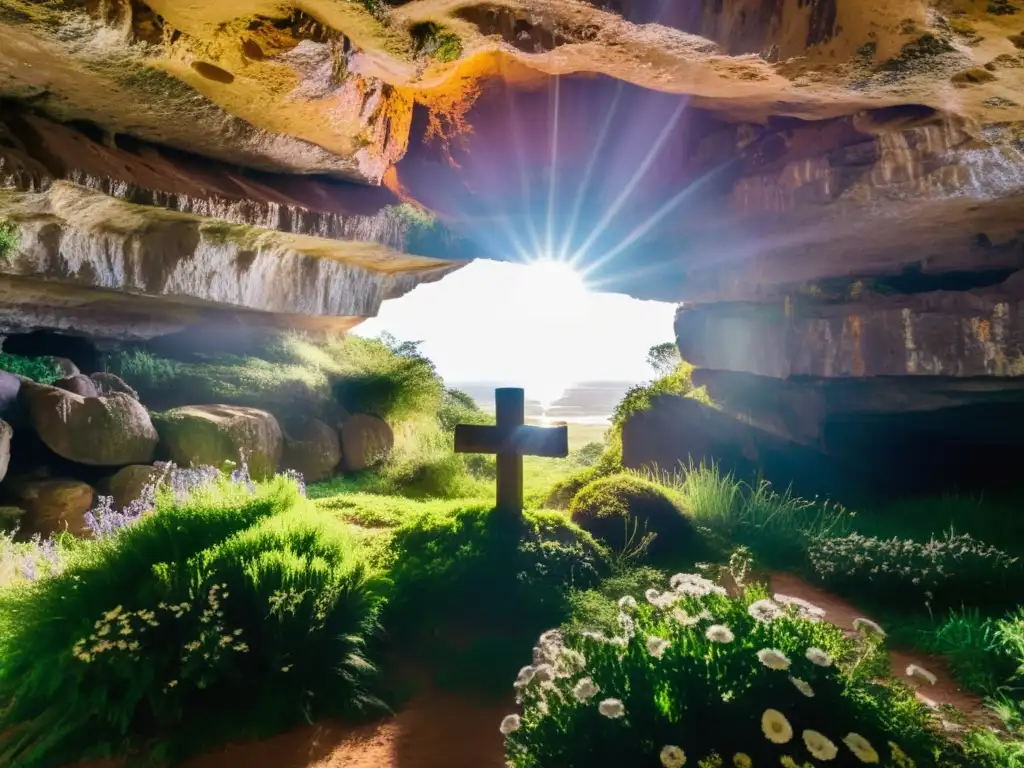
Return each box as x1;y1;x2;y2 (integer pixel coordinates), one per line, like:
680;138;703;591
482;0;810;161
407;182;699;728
156;404;282;480
569;474;697;559
22;382;158;466
106;464;167;510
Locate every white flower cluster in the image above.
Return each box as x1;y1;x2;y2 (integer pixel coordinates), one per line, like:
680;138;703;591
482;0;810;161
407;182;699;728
72;603;154;662
71;584;250;693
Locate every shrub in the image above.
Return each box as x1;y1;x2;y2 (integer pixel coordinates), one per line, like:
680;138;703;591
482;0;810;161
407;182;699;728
0;475;384;766
808;531;1021;610
0;352;64;384
503;573;967;767
569;474;697;560
329;334;443;423
379;505;610;690
570;441;605;468
437;387;490;432
410;22;463;62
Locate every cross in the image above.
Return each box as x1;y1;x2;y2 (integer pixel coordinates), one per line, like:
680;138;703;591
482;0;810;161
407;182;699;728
454;387;569;515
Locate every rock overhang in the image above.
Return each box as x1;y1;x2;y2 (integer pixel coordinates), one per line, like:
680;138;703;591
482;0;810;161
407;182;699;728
2;0;1024;334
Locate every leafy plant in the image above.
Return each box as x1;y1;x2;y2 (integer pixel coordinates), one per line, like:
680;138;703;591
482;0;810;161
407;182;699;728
410;22;463;62
645;342;681;377
0;352;64;384
0;219;18;264
0;474;385;766
808;531;1020;610
504;574;968;767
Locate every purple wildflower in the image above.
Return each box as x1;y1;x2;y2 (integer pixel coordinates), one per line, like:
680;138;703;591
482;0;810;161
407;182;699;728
19;554;37;582
230;451;255;493
282;469;306;497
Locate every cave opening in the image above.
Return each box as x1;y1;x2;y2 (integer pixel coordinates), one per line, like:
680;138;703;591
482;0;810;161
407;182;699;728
2;330;100;374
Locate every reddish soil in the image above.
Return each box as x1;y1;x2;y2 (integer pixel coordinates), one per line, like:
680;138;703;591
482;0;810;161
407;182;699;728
769;573;990;719
182;686;508;768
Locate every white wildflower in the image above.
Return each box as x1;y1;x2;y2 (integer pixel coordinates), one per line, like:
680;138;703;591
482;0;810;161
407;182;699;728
281;665;293;672
843;733;880;763
803;729;838;760
646;635;671;659
598;698;625;719
167;679;178;688
499;714;521;735
756;648;791;671
705;624;735;644
515;665;537;687
852;617;886;638
572;677;599;702
748;599;782;622
532;664;554;682
805;647;833;667
761;709;793;744
645;588;661;604
660;745;686;768
608;636;628;649
790;676;815;697
618;595;637;612
905;664;937;685
103;606;123;621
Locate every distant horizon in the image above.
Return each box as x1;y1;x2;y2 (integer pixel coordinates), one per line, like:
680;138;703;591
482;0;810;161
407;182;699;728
355;260;676;388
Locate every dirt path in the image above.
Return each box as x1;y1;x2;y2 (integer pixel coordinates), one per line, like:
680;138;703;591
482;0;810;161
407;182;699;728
769;573;990;720
182;687;507;768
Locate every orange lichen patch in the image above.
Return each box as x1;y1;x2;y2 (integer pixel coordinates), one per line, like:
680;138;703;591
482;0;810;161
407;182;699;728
972;317;992;343
846;314;865;376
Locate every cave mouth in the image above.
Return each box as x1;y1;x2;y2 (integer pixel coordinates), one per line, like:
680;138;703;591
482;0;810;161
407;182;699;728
2;330;100;374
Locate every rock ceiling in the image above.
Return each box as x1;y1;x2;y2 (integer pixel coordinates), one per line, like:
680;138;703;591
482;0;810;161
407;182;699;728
1;0;1024;347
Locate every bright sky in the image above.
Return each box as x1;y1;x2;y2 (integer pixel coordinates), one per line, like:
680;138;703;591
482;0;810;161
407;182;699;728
355;259;676;402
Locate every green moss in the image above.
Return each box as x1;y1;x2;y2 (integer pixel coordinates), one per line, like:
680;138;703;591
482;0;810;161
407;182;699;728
200;220;258;247
0;219;18;265
409;22;463;63
569;473;698;560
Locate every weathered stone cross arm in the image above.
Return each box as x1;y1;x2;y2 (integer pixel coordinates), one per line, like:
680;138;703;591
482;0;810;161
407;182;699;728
454;387;568;514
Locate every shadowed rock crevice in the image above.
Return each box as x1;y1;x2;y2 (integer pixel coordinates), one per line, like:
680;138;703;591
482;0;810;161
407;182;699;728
455;5;597;52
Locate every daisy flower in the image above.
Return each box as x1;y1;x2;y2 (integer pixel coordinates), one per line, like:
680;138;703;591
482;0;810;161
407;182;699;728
761;709;793;744
598;698;625;719
499;714;521;735
660;745;686;768
757;648;791;670
706;624;735;644
646;635;671;659
790;676;815;697
852;617;886;638
843;733;880;763
805;647;833;667
803;729;838;760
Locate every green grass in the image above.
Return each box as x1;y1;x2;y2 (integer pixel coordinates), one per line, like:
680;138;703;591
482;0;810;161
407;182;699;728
0;475;387;767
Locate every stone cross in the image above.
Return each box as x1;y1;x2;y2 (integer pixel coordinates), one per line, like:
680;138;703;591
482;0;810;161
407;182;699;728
454;387;569;515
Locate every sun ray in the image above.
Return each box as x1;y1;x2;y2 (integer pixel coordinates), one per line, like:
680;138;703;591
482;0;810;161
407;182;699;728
580;161;736;279
569;97;690;264
545;75;562;259
501;60;543;259
558;82;625;265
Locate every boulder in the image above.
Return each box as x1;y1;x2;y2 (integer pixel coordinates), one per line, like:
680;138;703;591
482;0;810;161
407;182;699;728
21;382;158;466
281;418;342;482
8;478;95;537
51;358;80;377
107;464;167;510
156;405;282;480
90;372;139;400
0;419;11;484
54;374;100;398
340;413;394;472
